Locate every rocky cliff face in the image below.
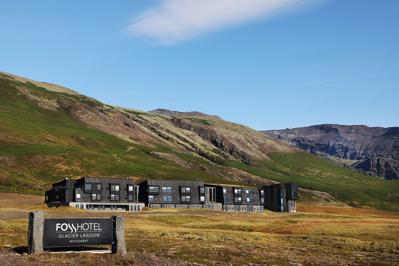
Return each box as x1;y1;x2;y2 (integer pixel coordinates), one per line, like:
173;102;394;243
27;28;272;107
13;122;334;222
264;125;399;180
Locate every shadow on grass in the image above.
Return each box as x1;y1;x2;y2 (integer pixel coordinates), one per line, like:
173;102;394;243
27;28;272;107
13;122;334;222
12;246;27;254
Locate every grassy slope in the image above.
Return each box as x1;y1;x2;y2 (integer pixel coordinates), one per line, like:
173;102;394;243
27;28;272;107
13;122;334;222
0;74;398;211
0;76;230;193
227;153;399;211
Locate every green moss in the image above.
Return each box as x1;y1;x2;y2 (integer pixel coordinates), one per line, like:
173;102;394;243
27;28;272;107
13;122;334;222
185;117;212;126
124;109;148;116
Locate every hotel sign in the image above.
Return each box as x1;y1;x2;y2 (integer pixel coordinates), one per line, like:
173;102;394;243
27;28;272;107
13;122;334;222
43;218;114;248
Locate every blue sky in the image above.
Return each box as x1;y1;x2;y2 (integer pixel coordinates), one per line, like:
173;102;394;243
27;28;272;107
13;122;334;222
0;0;398;130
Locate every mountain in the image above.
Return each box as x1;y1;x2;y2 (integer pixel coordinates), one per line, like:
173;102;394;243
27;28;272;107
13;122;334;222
150;109;222;120
1;71;399;211
265;124;399;180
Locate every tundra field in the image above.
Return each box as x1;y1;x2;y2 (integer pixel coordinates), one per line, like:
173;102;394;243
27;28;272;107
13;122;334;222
0;193;398;266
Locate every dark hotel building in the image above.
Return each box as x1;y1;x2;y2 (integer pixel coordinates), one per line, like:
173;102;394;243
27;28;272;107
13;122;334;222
204;184;264;212
138;179;207;209
45;177;299;213
263;183;299;212
45;177;144;212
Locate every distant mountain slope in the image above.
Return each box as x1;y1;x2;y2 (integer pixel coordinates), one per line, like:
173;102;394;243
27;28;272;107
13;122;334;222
265;124;399;180
150;109;222;120
1;71;399;211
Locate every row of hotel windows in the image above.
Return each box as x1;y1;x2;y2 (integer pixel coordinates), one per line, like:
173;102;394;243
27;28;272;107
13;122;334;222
76;193;137;202
76;183;137;202
147;195;255;203
148;195;174;202
83;183;138;192
148;186;195;193
149;187;262;194
55;183;135;193
230;188;258;194
235;197;255;203
148;186;261;195
148;195;206;202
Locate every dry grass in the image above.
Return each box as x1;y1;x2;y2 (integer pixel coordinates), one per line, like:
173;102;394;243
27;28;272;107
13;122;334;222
0;193;398;265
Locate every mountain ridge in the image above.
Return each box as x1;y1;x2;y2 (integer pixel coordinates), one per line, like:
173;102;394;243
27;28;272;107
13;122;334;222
150;109;222;120
264;124;399;179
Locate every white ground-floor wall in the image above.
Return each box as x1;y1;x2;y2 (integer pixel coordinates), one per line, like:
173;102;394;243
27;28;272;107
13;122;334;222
69;202;145;212
223;205;264;212
147;202;263;212
288;200;296;213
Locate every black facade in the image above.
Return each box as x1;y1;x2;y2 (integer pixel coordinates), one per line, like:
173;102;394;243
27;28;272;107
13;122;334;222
45;179;76;206
286;183;299;200
262;183;299;212
138;180;265;212
45;177;143;211
206;185;262;205
45;177;298;213
205;184;264;212
74;177;139;204
138;179;205;208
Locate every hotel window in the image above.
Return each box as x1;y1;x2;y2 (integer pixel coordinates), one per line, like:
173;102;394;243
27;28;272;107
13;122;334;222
148;195;154;202
110;194;120;201
260;190;264;196
246;197;251;203
161;186;172;193
76;193;81;199
128;185;134;192
200;195;205;202
84;183;92;192
111;184;120;192
149;186;160;194
235;197;242;203
181;195;191;202
261;198;264;204
180;187;191;193
162;195;173;202
223;188;227;194
245;189;249;194
234;188;242;194
96;184;102;191
199;187;205;194
135;185;139;201
91;193;101;201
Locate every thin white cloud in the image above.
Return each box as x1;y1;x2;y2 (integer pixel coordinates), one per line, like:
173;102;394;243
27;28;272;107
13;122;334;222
128;0;321;44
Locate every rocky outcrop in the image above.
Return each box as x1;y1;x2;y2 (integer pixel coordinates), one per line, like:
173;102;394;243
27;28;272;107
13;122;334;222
170;117;253;165
354;157;399;180
265;125;399;180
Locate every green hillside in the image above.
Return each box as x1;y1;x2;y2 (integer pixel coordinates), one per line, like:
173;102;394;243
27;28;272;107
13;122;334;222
0;75;232;193
228;153;399;211
0;72;398;211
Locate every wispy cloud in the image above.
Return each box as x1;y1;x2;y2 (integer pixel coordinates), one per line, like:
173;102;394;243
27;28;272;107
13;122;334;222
127;0;322;44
